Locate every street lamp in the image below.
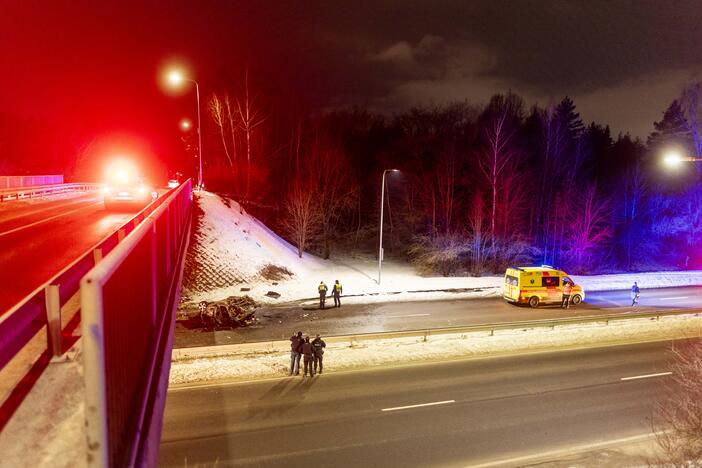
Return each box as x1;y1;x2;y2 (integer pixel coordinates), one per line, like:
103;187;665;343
179;118;192;131
662;149;701;168
378;169;400;285
164;68;203;190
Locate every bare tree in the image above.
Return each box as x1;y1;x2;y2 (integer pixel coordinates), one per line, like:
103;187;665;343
468;191;488;275
566;184;612;272
307;136;358;259
479;110;518;265
436;149;457;236
210;95;234;166
236;70;266;199
280;181;319;258
653;340;702;466
681;81;702;159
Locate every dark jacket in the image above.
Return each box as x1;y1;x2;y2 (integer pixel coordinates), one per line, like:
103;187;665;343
290;335;303;353
312;337;326;355
301;341;314;356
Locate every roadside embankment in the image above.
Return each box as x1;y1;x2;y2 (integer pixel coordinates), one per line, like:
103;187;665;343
170;312;702;386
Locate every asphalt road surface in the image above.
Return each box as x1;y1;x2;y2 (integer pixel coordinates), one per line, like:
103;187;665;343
0;192;137;313
160;340;679;467
175;286;702;347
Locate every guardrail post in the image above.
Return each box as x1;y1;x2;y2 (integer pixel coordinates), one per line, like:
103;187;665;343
93;248;103;264
117;228;126;243
45;284;62;357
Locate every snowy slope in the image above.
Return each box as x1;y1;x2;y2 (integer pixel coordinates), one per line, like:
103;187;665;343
181;192;702;307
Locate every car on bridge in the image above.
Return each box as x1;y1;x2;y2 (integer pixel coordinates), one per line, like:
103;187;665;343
102;162;158;210
503;266;585;308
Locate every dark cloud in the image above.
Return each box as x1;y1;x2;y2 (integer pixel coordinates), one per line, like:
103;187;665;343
2;0;702;159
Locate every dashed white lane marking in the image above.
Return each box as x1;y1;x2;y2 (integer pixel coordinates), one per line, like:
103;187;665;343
0;201;101;238
660;296;689;300
620;371;672;381
381;400;455;412
386;313;431;318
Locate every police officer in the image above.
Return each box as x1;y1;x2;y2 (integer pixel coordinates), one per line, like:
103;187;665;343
301;335;315;377
312;334;326;374
289;331;303;376
318;281;328;309
331;280;343;308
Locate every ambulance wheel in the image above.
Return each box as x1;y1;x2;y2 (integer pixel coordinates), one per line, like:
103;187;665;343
528;296;539;308
571;295;582;305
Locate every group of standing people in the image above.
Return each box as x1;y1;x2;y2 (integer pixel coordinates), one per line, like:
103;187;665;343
318;280;343;309
289;331;327;377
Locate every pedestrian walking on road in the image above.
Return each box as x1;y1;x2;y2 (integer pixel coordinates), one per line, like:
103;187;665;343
289;331;303;376
631;282;640;307
561;280;573;309
331;280;343;308
301;335;315;377
318;281;328;309
312;334;326;375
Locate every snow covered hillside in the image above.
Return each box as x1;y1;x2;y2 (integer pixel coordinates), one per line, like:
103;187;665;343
180;192;702;309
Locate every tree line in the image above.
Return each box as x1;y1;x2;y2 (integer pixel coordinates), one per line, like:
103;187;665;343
202;74;702;275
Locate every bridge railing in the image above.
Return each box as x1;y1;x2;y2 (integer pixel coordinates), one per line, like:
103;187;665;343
0;182;101;201
81;179;192;467
0;175;63;189
0;183;185;431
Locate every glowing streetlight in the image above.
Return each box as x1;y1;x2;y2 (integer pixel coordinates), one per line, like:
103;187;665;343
661;148;702;168
663;149;685;168
179;118;192;131
378;169;400;285
167;70;185;87
163;67;203;189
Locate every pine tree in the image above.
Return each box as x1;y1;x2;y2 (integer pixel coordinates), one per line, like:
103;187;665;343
555;96;585;138
646;100;690;149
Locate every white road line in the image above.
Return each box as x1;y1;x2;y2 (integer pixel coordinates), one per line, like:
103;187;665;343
386;313;431;318
620;371;672;381
0;201;101;238
660;296;689;300
381;400;454;412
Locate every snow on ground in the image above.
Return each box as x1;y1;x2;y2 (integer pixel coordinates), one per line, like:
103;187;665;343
181;191;702;309
170;313;702;385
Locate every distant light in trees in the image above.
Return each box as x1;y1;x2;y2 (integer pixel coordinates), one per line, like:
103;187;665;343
663;149;685;168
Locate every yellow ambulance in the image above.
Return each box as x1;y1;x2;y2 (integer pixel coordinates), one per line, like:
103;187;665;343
503;266;585;308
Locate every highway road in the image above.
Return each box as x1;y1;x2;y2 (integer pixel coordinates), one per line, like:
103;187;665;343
175;286;702;347
0;192;137;312
160;339;678;467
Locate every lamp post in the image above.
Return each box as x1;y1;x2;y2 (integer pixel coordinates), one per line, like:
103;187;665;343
378;169;399;285
662;149;702;168
166;70;203;190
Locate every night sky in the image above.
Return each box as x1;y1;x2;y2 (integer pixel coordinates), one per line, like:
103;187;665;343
2;0;702;176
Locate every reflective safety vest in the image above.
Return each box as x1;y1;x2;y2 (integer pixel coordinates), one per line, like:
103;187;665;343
333;283;342;293
319;283;328;293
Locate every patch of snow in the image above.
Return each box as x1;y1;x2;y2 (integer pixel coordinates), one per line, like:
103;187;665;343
169;314;702;385
0;351;85;468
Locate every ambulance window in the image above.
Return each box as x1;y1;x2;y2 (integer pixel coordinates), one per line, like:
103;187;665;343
563;277;572;285
506;275;518;286
542;276;559;287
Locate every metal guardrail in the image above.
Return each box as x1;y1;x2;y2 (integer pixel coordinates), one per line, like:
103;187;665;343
172;308;702;361
0;175;63;189
82;180;192;468
0;182;183;428
0;182;101;201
